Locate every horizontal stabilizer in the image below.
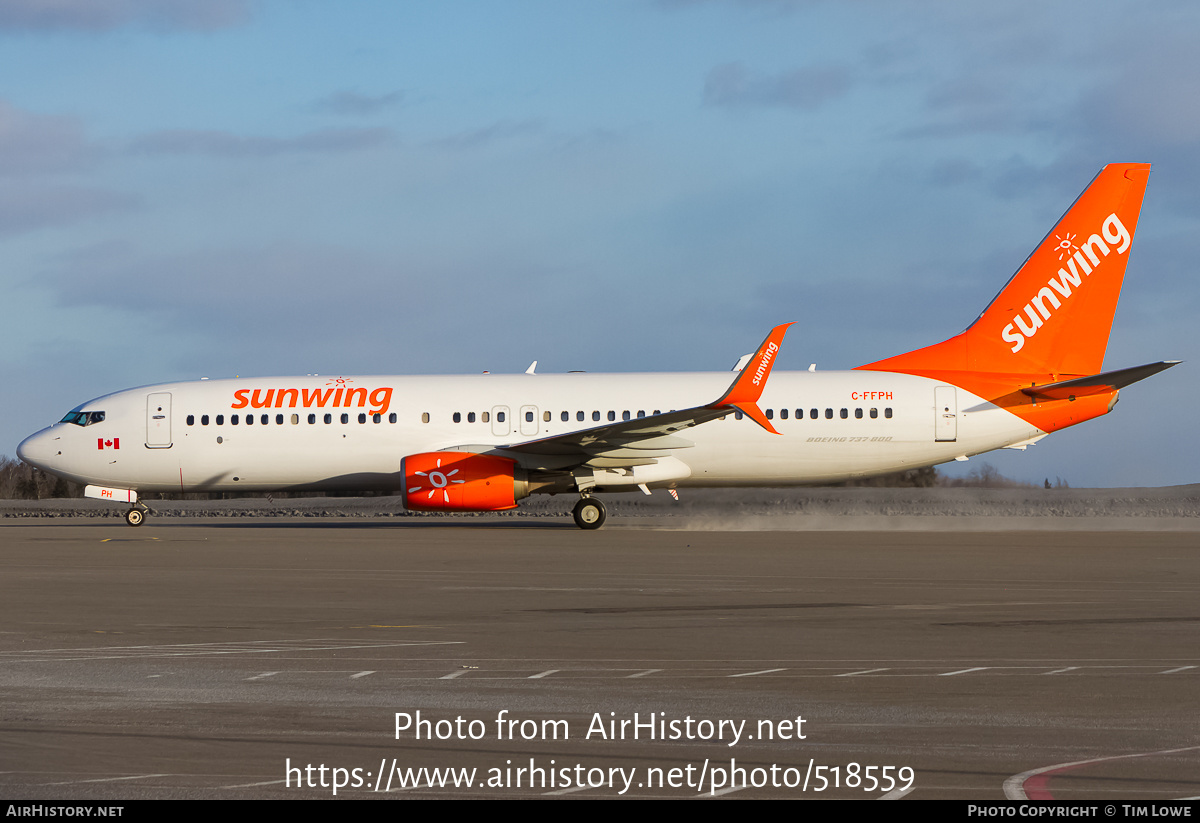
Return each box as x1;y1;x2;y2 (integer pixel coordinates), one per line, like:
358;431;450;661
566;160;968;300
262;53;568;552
1021;361;1180;401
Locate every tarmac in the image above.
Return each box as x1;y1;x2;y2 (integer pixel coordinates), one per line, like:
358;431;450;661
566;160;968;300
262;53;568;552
1;490;1197;800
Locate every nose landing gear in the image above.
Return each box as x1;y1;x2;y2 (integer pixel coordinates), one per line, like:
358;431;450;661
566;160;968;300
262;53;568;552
124;504;151;527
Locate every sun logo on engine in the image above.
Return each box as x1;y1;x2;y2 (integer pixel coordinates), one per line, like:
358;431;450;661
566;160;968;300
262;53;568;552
1053;232;1078;261
408;457;466;503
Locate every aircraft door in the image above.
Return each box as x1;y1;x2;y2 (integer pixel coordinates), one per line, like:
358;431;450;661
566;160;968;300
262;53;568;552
934;386;957;442
146;392;173;448
520;405;539;436
491;405;511;437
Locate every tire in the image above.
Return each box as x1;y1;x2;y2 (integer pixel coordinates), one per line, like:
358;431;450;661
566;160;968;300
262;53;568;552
572;498;606;530
125;508;145;527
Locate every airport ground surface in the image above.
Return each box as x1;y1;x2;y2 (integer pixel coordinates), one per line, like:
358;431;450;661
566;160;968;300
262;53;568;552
1;496;1198;800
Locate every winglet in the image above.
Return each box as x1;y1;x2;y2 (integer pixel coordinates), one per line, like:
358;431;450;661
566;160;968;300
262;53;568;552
711;322;793;434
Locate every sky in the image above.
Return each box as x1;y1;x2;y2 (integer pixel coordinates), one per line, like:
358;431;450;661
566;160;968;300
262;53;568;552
2;0;1196;488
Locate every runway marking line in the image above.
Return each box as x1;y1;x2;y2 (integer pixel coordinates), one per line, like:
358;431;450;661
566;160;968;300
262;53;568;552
350;671;375;679
728;668;786;677
1161;665;1196;674
440;670;468;680
1004;745;1200;800
836;668;891;677
626;669;663;678
246;671;279;680
528;669;559;679
881;785;915;800
43;774;170;786
939;667;988;676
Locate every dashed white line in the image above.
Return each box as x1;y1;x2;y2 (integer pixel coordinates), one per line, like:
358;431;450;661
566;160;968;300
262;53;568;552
701;786;746;797
440;670;468;679
836;668;891;677
223;779;288;788
1161;665;1196;674
626;669;663;678
728;668;786;678
543;786;593;796
880;785;915;800
350;671;375;679
528;670;559;679
1043;667;1079;675
939;667;987;676
246;671;279;681
43;774;170;786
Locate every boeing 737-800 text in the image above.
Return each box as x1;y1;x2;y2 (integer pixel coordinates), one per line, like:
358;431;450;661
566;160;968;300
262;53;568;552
17;163;1177;528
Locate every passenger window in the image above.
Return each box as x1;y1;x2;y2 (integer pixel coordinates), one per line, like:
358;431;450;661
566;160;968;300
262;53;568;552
187;415;195;426
840;409;848;419
421;413;429;423
389;413;397;423
870;408;878;419
216;415;224;425
358;413;366;424
810;409;818;419
246;414;254;426
637;410;645;418
324;414;332;424
482;411;490;423
373;414;381;423
608;411;616;421
543;411;551;422
342;413;350;424
261;414;269;425
231;415;239;425
308;414;316;424
468;412;476;423
855;408;863;419
577;411;585;421
201;415;209;426
825;409;833;419
276;414;284;425
453;412;461;423
780;409;788;420
765;409;774;420
622;410;630;421
592;411;600;421
561;411;569;422
291;414;299;424
885;408;893;418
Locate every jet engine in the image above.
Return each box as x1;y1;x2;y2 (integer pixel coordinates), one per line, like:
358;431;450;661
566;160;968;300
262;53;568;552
402;452;530;511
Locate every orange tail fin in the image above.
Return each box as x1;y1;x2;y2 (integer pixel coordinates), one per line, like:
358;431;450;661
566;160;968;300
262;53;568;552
859;163;1150;383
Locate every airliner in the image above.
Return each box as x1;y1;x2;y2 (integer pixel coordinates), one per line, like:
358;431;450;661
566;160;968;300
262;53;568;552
16;163;1177;529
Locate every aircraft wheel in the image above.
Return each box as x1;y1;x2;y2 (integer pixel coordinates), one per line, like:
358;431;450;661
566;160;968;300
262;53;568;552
572;497;606;530
125;508;145;527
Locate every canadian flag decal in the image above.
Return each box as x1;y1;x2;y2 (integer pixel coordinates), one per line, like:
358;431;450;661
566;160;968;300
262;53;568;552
97;438;120;450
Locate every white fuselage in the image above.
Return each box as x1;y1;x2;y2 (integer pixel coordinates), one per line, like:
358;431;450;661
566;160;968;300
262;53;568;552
17;370;1044;495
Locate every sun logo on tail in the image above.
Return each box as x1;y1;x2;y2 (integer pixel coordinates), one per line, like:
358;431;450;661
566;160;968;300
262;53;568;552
1054;232;1078;261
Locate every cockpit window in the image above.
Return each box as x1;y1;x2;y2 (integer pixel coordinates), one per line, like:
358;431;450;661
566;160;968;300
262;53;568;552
60;411;105;426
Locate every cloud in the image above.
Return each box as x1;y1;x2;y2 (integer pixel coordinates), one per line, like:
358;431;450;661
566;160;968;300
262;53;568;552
313;91;403;117
0;100;100;176
0;185;137;235
0;0;252;32
128;127;395;157
703;62;854;111
430;120;544;151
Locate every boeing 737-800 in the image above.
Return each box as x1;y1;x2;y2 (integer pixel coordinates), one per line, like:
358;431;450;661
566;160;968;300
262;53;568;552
17;163;1177;528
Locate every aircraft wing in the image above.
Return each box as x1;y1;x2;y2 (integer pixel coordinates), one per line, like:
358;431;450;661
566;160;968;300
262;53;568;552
474;323;793;471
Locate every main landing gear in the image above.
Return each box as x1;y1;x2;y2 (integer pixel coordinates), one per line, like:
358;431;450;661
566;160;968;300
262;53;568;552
572;496;606;530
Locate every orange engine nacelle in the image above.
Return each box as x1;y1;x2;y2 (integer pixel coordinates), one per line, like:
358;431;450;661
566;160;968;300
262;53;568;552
402;452;528;512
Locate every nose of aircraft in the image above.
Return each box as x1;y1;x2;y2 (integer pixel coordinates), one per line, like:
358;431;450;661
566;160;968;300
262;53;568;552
16;428;56;472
